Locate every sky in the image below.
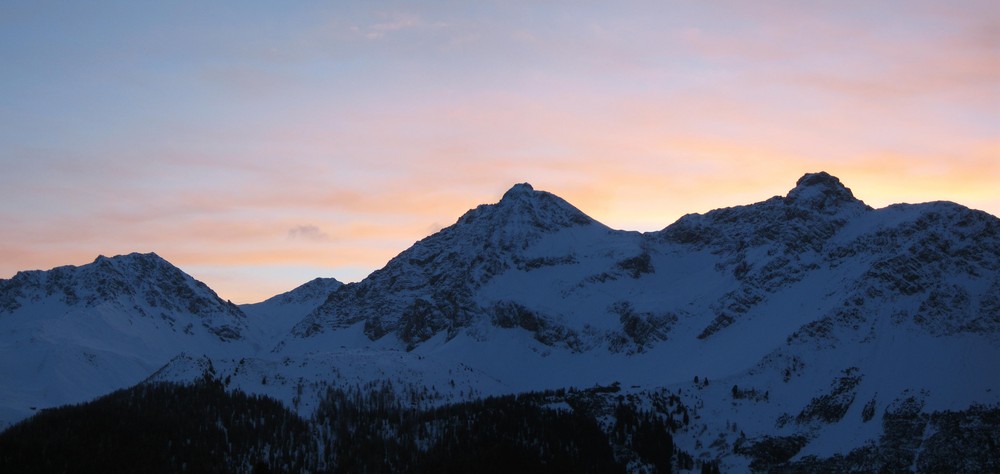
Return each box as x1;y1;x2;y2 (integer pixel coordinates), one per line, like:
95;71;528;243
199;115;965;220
1;1;997;303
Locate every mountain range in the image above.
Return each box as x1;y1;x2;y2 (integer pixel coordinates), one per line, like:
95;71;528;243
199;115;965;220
1;172;997;472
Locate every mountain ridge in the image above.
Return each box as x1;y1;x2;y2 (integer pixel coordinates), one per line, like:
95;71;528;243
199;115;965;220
0;251;246;338
285;172;999;355
0;252;250;427
290;181;615;346
2;172;998;472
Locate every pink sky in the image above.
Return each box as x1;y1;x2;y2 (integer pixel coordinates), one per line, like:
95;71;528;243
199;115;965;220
1;1;997;303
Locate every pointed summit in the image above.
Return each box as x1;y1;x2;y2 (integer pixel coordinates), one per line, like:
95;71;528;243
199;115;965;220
257;277;342;306
501;182;535;201
785;172;869;213
463;183;598;232
295;183;608;342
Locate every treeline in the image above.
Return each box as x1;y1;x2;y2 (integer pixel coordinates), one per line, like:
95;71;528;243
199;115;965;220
313;383;625;473
0;376;313;473
313;382;710;472
1;379;703;473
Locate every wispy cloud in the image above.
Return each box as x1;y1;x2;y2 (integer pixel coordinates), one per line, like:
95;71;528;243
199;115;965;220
1;1;996;302
288;225;331;242
350;11;447;40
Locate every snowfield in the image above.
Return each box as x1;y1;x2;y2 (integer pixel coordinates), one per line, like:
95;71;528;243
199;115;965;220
2;172;998;471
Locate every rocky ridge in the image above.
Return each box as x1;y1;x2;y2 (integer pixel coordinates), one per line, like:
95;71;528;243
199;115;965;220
2;173;998;472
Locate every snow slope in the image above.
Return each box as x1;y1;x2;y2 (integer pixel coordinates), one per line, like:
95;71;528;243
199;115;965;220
240;277;342;352
4;173;999;469
0;253;249;427
222;172;999;467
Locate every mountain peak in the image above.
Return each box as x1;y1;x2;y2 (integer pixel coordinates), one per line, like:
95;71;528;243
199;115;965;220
93;252;166;266
480;183;597;231
785;172;868;213
500;182;536;202
792;171;844;190
256;277;343;306
90;252;182;280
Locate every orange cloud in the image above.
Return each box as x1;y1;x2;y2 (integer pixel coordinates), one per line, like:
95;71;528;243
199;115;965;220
3;1;998;304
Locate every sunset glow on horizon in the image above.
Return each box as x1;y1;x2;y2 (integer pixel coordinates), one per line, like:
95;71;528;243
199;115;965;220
2;1;997;303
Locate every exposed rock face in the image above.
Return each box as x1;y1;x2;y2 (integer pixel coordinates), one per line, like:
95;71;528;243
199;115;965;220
5;173;999;472
257;277;342;307
292;183;609;347
0;252;252;428
287;173;1000;357
0;252;246;340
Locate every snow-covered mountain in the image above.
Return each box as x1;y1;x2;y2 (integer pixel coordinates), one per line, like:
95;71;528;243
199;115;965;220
241;277;342;350
285;172;997;355
0;252;248;427
222;172;1000;469
3;173;998;471
290;182;618;348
